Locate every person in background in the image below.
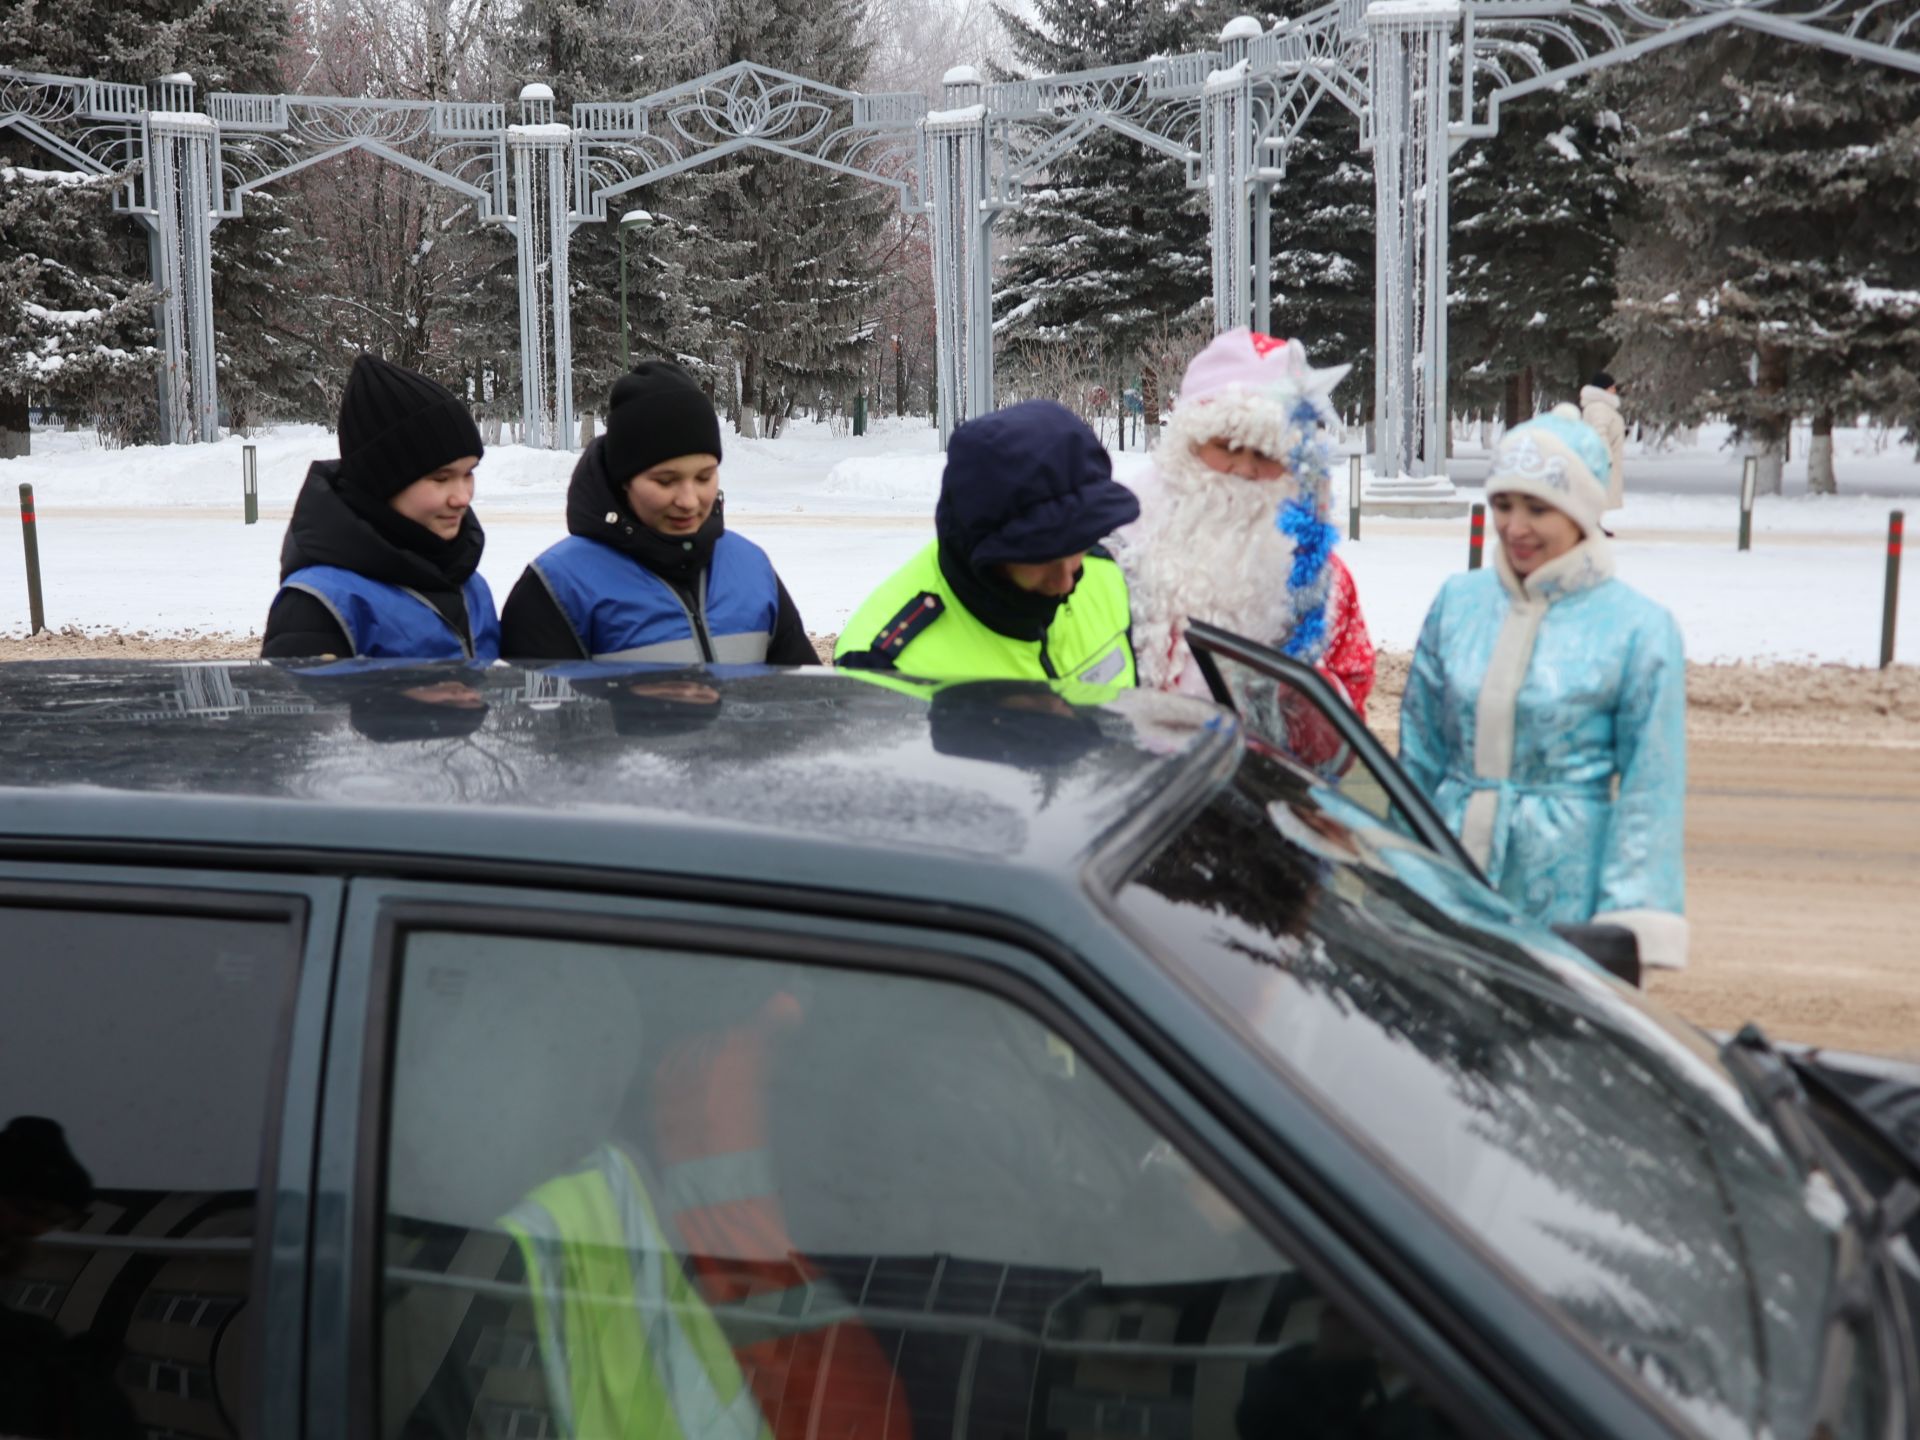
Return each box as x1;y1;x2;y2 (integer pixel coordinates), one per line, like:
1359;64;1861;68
1398;405;1688;971
1108;327;1374;717
262;354;497;661
835;400;1140;689
499;361;817;665
1579;371;1627;513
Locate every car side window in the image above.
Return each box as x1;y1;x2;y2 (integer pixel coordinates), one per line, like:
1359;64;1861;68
378;928;1469;1440
1206;648;1416;829
0;900;300;1439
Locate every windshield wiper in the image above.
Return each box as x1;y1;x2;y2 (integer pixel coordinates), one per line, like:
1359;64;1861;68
1722;1024;1915;1440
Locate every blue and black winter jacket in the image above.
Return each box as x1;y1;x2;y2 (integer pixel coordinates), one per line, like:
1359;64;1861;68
498;436;816;665
262;461;499;661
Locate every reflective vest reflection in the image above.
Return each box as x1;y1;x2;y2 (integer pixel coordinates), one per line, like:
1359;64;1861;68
502;1144;771;1440
652;994;914;1440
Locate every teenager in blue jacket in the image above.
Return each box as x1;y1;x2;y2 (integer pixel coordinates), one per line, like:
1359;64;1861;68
499;361;815;665
1399;405;1689;970
261;354;498;661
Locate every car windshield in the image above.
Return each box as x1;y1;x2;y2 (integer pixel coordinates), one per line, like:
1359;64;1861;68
1113;740;1875;1440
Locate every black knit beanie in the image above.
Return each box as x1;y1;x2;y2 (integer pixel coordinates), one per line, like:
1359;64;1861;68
337;354;485;500
603;361;723;486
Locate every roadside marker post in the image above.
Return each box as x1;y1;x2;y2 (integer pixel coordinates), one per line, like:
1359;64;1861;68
243;444;258;525
1467;502;1486;570
1738;457;1757;552
1883;510;1904;670
1348;455;1361;541
19;483;45;635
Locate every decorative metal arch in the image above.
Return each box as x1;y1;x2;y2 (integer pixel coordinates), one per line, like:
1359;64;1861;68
8;4;1920;463
1321;0;1920;482
570;62;927;218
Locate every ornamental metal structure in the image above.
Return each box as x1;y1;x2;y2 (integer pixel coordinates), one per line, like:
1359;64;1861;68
938;0;1920;476
4;1;1919;463
1282;0;1920;482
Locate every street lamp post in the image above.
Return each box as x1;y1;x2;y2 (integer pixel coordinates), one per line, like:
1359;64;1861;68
618;209;654;369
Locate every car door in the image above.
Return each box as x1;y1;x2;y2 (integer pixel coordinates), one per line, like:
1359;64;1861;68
305;877;1554;1440
1181;620;1481;879
0;861;341;1440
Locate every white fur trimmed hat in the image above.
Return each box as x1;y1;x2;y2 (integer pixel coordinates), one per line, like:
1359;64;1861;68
1166;327;1350;471
1486;404;1614;536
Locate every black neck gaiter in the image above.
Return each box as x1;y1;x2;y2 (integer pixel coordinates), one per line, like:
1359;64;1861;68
937;542;1067;643
611;497;725;588
341;486;484;589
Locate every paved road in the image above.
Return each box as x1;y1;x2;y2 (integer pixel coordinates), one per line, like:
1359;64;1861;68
1647;740;1920;1060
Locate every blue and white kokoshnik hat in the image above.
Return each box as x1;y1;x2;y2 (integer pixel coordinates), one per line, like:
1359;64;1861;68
1486;403;1614;536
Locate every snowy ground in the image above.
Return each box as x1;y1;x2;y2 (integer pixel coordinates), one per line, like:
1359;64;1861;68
3;415;1916;665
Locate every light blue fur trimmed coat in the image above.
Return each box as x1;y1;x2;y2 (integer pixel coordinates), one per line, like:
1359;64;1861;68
1398;536;1689;968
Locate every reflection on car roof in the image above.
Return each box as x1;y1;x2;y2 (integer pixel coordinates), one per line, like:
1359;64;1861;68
0;660;1234;871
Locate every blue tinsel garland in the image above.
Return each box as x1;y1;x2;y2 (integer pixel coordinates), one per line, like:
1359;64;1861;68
1273;393;1340;663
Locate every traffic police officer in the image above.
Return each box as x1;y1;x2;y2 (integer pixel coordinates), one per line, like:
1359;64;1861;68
835;401;1140;688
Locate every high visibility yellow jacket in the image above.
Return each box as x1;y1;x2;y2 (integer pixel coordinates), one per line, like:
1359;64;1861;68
835;540;1136;693
502;1145;771;1440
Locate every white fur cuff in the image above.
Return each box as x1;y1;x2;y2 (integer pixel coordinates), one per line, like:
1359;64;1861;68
1592;908;1690;972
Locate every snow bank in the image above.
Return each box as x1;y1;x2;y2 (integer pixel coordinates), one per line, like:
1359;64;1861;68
820;454;944;505
2;415;1916;662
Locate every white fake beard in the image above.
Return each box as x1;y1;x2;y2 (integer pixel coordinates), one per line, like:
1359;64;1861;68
1122;439;1301;690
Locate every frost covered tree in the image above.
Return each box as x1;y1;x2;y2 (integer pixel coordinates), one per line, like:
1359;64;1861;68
1448;87;1623;426
1259;17;1374;425
0;162;158;454
1610;35;1920;493
486;0;724;417
993;0;1230;422
689;0;894;436
6;0;306;436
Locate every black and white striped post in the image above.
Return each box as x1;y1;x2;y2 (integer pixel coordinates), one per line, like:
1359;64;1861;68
18;483;45;635
1348;455;1362;541
1883;510;1904;670
242;444;258;525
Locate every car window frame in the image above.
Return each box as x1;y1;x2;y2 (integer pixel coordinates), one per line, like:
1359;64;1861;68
0;861;340;1440
1181;619;1486;881
308;874;1556;1440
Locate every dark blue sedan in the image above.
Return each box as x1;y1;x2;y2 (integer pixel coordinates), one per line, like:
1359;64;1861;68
0;635;1914;1440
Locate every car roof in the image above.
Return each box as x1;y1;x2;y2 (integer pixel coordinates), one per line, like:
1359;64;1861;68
0;659;1235;890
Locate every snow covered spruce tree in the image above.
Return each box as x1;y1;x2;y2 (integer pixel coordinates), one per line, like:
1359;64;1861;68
1447;84;1623;427
0;164;157;455
688;0;894;437
487;0;722;418
5;0;310;439
1259;0;1374;426
993;0;1229;425
1610;34;1920;494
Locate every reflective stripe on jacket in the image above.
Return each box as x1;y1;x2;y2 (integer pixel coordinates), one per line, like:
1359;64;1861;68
501;1144;772;1440
835;540;1136;693
278;565;499;661
530;533;779;663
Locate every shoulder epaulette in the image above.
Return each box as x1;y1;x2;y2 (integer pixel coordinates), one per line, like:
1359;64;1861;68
870;591;945;659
